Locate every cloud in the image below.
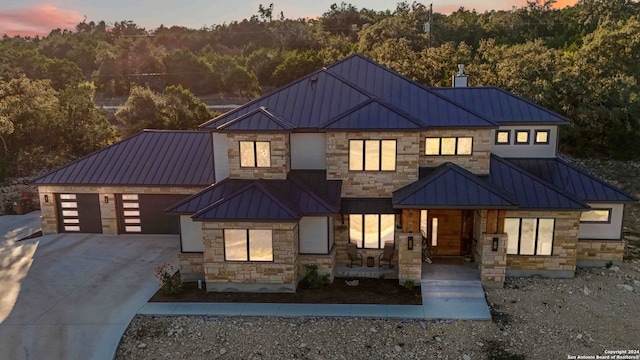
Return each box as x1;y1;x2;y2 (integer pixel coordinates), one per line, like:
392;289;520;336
0;4;84;37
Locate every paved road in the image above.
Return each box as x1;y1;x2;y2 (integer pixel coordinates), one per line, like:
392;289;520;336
0;224;179;360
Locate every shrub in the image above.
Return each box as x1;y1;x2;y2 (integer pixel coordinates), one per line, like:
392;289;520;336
403;280;415;290
605;261;613;269
302;264;330;288
155;263;182;295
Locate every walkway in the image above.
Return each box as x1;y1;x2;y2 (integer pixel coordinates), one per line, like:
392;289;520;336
138;264;491;320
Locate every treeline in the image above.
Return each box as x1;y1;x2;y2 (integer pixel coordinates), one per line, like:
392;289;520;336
1;0;639;180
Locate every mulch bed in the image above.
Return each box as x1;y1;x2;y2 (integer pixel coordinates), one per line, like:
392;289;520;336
150;277;422;305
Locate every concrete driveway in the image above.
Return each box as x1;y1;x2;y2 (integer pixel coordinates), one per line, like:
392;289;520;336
0;219;179;360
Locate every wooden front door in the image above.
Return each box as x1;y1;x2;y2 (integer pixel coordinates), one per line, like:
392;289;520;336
428;210;463;256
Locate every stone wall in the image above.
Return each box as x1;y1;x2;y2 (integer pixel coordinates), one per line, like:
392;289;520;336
326;132;420;198
505;210;580;276
298;246;336;282
419;129;492;174
202;221;299;292
227;133;289;180
576;240;625;267
179;252;205;282
37;185;204;234
477;233;508;287
397;233;422;284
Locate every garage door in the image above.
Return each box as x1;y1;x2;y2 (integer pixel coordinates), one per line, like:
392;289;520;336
56;193;103;233
117;194;188;234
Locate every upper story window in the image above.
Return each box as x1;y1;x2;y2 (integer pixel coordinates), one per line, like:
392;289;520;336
240;141;271;167
505;218;555;256
349;140;396;171
224;229;273;261
495;130;510;145
580;209;611;223
514;130;530;145
534;130;550;144
425;137;473;155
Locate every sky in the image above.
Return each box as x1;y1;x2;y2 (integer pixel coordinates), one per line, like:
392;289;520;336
0;0;578;37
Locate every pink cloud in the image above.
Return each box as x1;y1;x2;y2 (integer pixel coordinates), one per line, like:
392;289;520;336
0;4;84;37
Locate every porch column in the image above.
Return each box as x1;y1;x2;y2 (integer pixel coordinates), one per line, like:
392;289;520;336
398;232;422;285
477;232;508;288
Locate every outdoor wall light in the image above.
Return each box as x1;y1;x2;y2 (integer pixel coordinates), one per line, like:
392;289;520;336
408;236;414;250
492;237;499;252
44;195;49;203
104;196;109;204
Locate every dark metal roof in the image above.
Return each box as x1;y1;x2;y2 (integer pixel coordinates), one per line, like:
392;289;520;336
32;130;214;186
507;158;638;203
320;99;424;130
165;178;253;214
341;198;395;214
489;155;589;210
430;87;569;124
393;163;518;209
216;106;295;132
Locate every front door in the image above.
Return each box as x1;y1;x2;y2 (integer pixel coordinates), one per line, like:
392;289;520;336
427;210;463;256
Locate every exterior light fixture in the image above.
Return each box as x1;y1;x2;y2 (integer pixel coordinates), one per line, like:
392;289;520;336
492;237;499;252
408;236;414;250
104;196;109;204
44;195;49;203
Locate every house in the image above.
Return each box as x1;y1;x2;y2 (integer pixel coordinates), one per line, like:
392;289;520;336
33;54;637;292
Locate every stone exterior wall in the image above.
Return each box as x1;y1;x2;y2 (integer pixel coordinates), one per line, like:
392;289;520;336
37;185;204;234
326;132;420;198
227;133;289;180
298;246;336;282
576;240;625;265
179;252;205;282
477;233;508;287
419;129;492;174
202;221;299;292
505;210;581;274
397;233;422;284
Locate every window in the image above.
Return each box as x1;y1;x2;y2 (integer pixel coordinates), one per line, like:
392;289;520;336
515;130;530;144
534;130;550;144
349;140;396;171
240;141;271;167
425;137;473;155
580;209;611;223
349;214;395;249
495;130;510;144
224;229;273;261
505;218;555;255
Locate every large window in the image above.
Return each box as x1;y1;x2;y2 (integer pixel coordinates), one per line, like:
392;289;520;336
224;229;273;261
425;137;473;155
240;141;271;167
349;214;395;249
349;140;396;171
580;209;611;223
505;218;555;255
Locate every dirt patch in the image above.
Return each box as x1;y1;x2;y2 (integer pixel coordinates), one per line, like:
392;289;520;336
150;277;422;305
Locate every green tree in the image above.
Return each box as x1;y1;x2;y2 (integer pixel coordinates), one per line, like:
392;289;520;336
163;85;214;129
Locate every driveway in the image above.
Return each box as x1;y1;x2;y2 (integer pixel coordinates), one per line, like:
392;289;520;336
0;221;179;360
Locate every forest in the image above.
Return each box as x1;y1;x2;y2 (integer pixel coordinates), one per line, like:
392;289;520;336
0;0;639;180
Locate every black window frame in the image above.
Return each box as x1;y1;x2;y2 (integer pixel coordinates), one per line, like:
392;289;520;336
534;129;550;145
239;141;271;168
495;130;511;145
505;218;555;256
424;137;474;156
348;139;397;171
223;229;274;262
579;208;612;224
349;214;396;249
514;130;530;145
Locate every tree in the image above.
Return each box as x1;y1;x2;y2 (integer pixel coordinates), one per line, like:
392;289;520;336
272;50;324;86
163;85;215;129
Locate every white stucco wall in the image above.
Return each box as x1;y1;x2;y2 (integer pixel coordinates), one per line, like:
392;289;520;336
299;216;329;254
578;203;624;240
491;125;558;158
213;133;229;180
290;133;326;170
180;215;204;252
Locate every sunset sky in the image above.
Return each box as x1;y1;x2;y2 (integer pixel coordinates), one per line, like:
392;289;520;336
0;0;579;37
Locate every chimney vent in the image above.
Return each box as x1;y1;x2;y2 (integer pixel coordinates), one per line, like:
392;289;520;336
452;64;468;87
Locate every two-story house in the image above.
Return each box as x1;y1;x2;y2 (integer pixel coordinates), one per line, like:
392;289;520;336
33;54;636;292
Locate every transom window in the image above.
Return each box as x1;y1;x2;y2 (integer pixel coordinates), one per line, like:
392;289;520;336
534;130;550;144
495;130;510;145
505;218;555;256
425;137;473;155
349;214;395;249
240;141;271;167
349;140;396;171
224;229;273;261
580;209;611;223
514;130;530;144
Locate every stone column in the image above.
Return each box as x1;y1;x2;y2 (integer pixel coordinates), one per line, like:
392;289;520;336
99;193;118;234
477;232;508;287
398;232;422;285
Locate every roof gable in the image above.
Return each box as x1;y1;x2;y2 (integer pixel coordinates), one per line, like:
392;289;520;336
216;107;295;131
320;99;424;129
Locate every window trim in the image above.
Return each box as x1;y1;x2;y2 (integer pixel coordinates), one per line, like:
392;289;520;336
348;139;397;172
534;129;550;145
349;213;396;249
506;218;555;256
514;130;530;145
223;229;274;262
495;130;511;145
579;208;612;224
239;141;271;168
424;137;474;156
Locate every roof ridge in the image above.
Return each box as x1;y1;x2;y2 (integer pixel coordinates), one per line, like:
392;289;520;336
443;163;519;205
554;157;639;201
215;106;294;131
164;180;227;213
490;87;569;123
393;163;451;203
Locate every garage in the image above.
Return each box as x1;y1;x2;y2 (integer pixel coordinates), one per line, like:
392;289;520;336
56;193;103;233
117;194;189;234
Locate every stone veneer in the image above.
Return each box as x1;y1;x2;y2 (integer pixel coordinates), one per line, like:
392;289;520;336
419;129;491;174
298;246;337;282
179;252;205;282
326;132;420;198
476;233;508;287
202;221;299;292
576;240;625;267
397;233;422;284
37;185;204;234
505;210;581;278
227;133;289;180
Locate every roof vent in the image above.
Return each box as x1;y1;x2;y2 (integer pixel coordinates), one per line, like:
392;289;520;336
452;64;468;87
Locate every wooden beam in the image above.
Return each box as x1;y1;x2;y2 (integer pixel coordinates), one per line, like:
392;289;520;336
402;209;409;233
412;210;420;233
486;210;496;234
497;210;506;233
